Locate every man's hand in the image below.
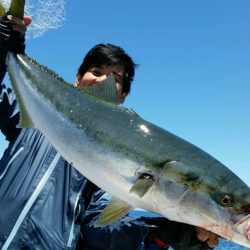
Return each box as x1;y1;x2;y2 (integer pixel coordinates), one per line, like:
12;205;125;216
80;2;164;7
141;217;219;250
195;227;219;248
0;15;31;54
6;15;31;35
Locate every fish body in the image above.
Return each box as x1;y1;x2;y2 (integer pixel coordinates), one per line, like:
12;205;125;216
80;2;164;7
7;53;250;248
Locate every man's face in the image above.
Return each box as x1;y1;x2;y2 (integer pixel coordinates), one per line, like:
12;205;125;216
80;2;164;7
76;64;127;103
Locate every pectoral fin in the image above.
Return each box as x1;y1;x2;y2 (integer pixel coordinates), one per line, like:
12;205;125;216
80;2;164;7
129;173;154;198
96;198;132;227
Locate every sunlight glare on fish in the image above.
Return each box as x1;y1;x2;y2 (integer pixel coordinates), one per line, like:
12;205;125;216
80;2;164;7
138;124;150;134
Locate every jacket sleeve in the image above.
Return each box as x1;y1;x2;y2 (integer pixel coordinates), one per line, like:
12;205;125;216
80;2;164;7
0;78;20;141
78;189;152;250
0;25;22;142
0;18;21;141
0;50;7;84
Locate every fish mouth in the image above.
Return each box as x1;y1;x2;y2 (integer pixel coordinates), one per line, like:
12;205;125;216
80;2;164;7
233;213;250;240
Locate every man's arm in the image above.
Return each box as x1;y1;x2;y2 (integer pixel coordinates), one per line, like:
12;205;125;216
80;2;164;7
78;189;218;250
0;15;31;140
0;17;18;140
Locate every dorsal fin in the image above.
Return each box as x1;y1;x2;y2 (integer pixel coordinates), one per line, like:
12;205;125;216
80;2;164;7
81;74;120;104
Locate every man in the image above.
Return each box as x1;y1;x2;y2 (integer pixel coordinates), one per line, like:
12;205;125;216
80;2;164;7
0;14;218;249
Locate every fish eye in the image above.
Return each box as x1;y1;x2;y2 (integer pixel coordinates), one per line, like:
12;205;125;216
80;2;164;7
220;194;233;207
139;173;154;181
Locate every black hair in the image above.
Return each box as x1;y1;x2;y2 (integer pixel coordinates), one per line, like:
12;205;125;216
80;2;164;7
78;43;137;94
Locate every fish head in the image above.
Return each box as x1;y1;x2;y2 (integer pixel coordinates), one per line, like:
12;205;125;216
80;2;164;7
145;160;250;248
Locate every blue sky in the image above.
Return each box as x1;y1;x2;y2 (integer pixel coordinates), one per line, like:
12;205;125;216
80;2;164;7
0;0;249;186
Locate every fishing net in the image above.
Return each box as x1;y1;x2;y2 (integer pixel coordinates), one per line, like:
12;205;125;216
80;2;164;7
0;0;66;38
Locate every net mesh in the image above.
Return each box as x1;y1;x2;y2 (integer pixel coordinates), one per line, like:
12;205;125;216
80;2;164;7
1;0;66;38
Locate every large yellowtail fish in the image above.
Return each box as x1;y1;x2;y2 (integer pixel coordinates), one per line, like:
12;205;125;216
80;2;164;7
5;52;250;248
